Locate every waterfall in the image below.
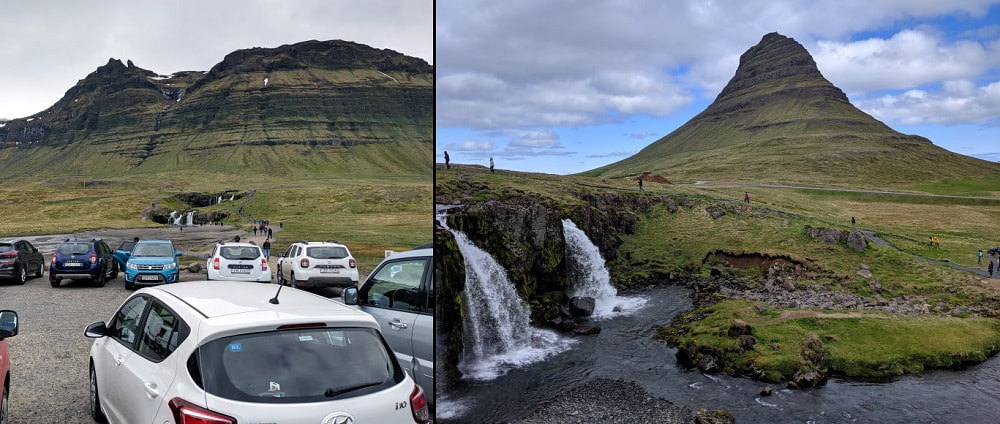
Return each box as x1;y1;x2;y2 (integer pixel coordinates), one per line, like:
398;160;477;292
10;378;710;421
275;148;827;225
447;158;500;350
169;211;182;225
562;219;647;319
218;196;223;204
437;207;574;381
186;211;194;226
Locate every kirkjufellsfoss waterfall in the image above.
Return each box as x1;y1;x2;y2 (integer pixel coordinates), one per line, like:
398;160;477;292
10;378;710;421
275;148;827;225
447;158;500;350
562;219;647;318
437;210;574;381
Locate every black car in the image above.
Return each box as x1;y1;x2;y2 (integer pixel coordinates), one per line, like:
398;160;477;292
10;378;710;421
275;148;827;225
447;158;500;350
0;240;45;285
49;239;117;287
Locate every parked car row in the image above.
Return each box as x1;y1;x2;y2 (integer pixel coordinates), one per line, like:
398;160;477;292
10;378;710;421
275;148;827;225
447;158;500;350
2;238;435;422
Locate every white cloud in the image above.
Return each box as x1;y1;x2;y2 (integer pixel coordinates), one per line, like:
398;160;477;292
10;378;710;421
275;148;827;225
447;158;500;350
856;80;1000;125
814;29;997;92
444;140;495;151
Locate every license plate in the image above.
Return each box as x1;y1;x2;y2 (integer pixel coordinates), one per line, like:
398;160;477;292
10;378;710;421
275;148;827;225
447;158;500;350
231;269;251;274
140;275;160;281
65;261;82;267
320;268;340;274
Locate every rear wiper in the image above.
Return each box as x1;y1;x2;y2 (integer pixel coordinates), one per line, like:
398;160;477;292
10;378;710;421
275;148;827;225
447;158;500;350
324;381;383;397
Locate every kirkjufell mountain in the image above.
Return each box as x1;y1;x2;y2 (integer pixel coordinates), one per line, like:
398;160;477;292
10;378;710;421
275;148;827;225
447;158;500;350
586;33;1000;187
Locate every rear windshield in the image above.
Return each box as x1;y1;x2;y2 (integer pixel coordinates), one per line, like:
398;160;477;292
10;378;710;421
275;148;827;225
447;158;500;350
192;327;403;403
219;246;261;260
58;243;92;255
132;243;174;257
0;244;12;253
306;246;348;259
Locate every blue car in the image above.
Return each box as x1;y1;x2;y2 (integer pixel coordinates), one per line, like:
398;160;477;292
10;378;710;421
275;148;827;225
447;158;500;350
49;238;117;287
123;240;182;290
113;240;137;272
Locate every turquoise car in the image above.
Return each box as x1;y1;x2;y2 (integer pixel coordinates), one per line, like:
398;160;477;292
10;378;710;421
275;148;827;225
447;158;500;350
123;240;182;290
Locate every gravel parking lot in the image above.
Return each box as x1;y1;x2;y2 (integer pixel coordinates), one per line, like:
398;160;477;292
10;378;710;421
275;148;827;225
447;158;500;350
0;225;341;423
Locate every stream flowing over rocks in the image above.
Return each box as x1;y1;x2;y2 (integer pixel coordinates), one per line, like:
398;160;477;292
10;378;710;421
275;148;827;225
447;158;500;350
521;379;691;424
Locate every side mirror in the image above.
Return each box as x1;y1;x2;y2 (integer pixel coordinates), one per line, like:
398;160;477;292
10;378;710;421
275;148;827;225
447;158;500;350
0;310;18;339
343;287;359;305
84;321;108;338
176;251;183;257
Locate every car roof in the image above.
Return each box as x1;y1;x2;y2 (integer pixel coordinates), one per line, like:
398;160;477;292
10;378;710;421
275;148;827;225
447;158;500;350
136;239;172;244
146;281;375;324
384;247;432;261
216;242;261;248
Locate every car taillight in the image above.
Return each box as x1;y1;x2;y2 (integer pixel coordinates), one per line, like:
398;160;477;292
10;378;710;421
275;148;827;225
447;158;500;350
51;253;58;263
213;257;220;271
410;384;430;424
349;258;356;268
300;258;310;268
0;252;16;259
261;258;268;271
168;398;236;424
90;253;97;264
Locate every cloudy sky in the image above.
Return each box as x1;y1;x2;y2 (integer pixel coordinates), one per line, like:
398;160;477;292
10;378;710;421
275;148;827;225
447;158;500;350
437;0;1000;174
0;0;432;120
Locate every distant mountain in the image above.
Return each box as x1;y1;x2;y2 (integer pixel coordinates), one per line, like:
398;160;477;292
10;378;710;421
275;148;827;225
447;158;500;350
0;40;432;179
585;33;1000;187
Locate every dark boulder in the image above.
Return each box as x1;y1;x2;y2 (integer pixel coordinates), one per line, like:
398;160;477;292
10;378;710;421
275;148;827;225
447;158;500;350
727;319;752;337
695;408;735;424
736;334;758;352
568;296;595;317
847;230;868;252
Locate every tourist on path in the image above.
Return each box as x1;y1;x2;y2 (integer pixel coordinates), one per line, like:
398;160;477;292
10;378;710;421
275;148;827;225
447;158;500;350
851;216;856;230
978;250;984;265
489;157;495;174
262;239;271;258
744;192;750;204
638;178;643;192
444;151;450;169
934;236;940;250
989;260;994;277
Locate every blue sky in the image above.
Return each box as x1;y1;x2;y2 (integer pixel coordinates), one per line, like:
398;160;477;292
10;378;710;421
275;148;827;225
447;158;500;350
437;1;1000;175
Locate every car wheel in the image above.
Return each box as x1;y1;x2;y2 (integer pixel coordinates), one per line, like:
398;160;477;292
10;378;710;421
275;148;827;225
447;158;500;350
93;265;107;288
109;262;119;279
49;277;60;288
1;380;9;424
125;279;135;290
34;261;44;278
90;365;107;423
14;266;26;285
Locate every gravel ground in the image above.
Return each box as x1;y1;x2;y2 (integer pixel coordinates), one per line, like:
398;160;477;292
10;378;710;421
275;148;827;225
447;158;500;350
521;378;691;424
0;225;343;423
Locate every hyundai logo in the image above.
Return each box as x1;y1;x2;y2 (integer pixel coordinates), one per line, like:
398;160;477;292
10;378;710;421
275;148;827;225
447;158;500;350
322;412;354;424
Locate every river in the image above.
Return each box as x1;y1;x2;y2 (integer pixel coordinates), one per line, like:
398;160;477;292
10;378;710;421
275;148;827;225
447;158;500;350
438;285;1000;423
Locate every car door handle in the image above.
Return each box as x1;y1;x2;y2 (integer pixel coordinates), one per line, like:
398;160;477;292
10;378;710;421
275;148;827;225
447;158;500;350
144;381;159;398
388;319;408;330
113;354;124;366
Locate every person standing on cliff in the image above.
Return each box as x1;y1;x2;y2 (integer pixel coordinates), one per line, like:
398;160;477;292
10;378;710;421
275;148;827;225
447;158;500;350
489;157;495;174
444;151;450;169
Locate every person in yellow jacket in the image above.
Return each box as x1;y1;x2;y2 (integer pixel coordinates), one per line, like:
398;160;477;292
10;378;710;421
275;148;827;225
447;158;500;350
933;236;940;249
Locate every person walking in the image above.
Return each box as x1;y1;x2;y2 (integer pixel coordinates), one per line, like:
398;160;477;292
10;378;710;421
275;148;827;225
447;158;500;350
444;151;450;169
978;250;984;265
638;178;643;192
989;260;994;277
262;239;271;258
934;236;940;250
744;192;750;204
489;157;495;174
851;216;856;230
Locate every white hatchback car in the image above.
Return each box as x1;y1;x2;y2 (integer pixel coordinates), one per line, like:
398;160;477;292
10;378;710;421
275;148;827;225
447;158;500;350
205;242;271;283
85;281;429;424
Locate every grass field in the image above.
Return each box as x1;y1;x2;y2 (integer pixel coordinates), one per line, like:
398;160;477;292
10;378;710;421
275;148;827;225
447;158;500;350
0;174;431;278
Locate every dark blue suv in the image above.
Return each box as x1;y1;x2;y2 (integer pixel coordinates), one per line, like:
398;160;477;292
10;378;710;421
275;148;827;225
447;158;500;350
49;239;117;287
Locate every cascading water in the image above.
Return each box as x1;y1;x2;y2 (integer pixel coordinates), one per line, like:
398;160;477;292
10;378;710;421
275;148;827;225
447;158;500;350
169;211;182;225
217;196;223;204
562;219;647;318
186;211;194;226
437;207;574;382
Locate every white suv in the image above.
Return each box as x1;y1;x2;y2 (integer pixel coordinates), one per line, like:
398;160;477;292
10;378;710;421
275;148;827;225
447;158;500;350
85;281;429;424
206;242;271;283
277;241;359;289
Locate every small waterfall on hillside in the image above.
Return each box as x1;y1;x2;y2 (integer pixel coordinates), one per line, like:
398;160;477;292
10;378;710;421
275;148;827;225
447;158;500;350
217;196;223;204
186;211;194;226
170;211;182;225
437;207;574;381
562;219;648;319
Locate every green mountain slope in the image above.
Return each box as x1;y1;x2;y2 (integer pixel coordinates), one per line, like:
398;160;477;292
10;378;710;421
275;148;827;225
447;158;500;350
586;33;1000;188
0;40;432;180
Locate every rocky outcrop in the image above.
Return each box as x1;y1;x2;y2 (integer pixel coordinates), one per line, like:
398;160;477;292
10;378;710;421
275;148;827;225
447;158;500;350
805;226;867;252
568;296;596;317
789;333;829;388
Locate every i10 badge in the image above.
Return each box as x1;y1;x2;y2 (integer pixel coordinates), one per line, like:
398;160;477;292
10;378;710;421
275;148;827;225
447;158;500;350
322;412;354;424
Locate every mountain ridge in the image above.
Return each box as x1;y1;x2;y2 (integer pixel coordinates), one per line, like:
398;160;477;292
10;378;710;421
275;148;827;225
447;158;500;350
585;33;1000;188
0;39;432;180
